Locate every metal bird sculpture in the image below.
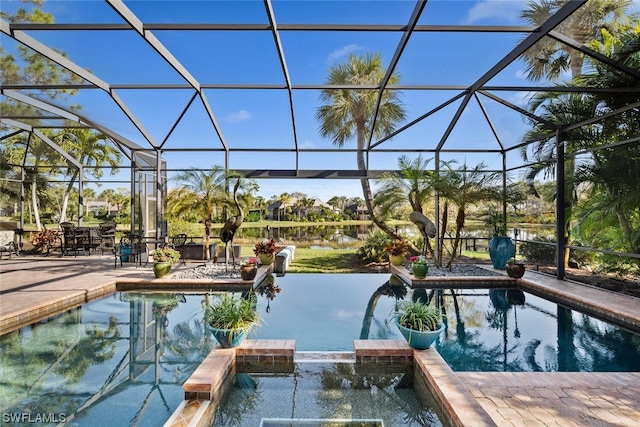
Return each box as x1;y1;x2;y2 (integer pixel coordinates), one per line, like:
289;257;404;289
220;178;244;270
409;211;436;257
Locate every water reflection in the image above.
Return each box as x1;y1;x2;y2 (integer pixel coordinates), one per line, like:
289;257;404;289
0;293;214;426
421;287;640;372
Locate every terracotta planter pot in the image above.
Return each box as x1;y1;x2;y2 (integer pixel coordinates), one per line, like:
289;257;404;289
240;265;257;280
506;263;525;278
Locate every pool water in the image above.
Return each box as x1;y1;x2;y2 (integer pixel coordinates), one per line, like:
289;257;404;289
1;273;638;426
213;362;442;427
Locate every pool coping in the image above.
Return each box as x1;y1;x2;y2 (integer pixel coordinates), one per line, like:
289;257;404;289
167;339;495;427
391;264;640;334
0;264;273;335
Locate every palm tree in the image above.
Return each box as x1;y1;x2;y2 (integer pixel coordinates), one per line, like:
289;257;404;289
168;167;240;258
4;130;61;230
520;0;636;268
56;128;122;223
317;52;406;239
277;192;292;221
572;25;640;257
435;161;496;269
520;0;634;81
375;155;435;255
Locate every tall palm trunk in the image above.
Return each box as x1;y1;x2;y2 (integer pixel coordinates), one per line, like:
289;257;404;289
356;128;406;245
59;169;79;224
31;175;41;231
446;208;465;269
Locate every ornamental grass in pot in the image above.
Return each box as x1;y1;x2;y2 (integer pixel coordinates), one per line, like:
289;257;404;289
395;300;444;349
204;293;260;348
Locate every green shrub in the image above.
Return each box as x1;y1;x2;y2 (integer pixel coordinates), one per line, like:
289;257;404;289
357;230;390;263
519;236;556;264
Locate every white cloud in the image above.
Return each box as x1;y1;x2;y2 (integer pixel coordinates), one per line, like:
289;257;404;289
299;139;316;149
464;0;523;25
328;44;362;63
507;91;535;108
225;109;251;123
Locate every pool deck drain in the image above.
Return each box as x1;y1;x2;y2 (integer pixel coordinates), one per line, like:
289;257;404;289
1;255;639;426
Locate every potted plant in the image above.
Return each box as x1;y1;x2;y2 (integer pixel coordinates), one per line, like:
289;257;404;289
204;293;260;348
384;238;409;266
486;213;515;270
151;247;180;278
254;238;281;265
394;300;444;349
506;257;525;278
409;255;429;278
240;257;258;280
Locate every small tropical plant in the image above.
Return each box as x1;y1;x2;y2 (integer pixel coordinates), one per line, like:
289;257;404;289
409;255;428;267
396;301;442;332
383;238;409;256
152;247;180;263
254;238;280;255
486;213;508;236
204;293;260;336
241;257;258;267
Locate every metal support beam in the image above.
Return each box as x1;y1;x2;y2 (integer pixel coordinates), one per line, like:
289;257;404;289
556;130;566;280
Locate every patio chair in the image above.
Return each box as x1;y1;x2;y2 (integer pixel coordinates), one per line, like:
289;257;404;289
98;221;116;256
60;222;83;256
0;230;18;260
115;234;148;268
170;233;187;265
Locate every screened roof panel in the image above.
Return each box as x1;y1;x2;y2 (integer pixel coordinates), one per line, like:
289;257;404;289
125;0;269;24
4;1;122;24
68;88;152;143
397;31;529;86
161;96;222;150
202;88;294;149
114;88;199;145
230;150;297;171
280;31;403;85
419;0;530;26
271;1;417;25
155;30;286;85
30;30;189;85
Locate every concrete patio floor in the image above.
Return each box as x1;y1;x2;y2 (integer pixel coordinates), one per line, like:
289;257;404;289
1;254;639;426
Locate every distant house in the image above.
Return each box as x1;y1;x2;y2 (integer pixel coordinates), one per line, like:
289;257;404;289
344;203;369;220
267;198;340;220
85;201;118;216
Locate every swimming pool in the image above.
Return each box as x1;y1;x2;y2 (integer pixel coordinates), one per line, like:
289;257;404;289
213;362;442;426
1;273;638;426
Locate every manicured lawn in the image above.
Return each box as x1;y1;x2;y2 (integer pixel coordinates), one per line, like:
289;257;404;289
284;248;358;273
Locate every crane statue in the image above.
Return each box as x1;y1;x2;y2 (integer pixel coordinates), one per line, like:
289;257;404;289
409;211;436;257
220;178;243;271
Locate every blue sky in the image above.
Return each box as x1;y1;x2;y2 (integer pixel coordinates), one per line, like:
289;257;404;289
2;0;638;201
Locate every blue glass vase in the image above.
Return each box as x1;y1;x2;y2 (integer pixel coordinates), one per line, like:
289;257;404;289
489;236;515;270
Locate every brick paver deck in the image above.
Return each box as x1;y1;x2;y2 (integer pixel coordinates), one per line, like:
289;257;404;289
2;255;639;426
